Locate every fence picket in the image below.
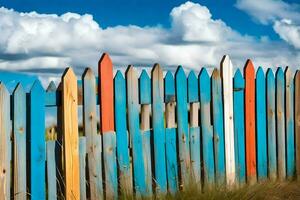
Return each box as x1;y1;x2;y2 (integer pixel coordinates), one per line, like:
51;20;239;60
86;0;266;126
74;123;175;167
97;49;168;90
295;71;300;180
187;71;201;186
255;67;267;181
29;80;46;199
82;68;103;199
285;67;295;179
0;83;11;200
175;66;191;188
114;71;132;195
199;68;214;187
79;137;87;200
46;139;57;200
126;66;147;197
164;71;178;194
233;69;246;184
276;67;286;181
266;69;277;181
220;56;235;185
62;68;80;200
139;70;153;195
211;69;226;186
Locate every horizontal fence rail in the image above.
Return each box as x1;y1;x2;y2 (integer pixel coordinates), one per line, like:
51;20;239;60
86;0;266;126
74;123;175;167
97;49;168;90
0;53;299;199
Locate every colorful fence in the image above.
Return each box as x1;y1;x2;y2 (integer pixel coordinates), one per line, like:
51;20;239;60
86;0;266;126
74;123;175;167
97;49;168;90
0;53;299;199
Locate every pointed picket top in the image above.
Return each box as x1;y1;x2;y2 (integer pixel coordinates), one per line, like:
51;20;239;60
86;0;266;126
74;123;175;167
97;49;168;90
139;69;151;104
212;68;221;79
31;79;44;92
276;67;284;77
46;81;56;92
126;65;138;81
234;69;244;88
220;55;233;75
267;68;275;80
82;68;95;80
99;53;113;71
164;71;175;103
244;59;255;74
188;70;199;103
256;67;264;79
114;70;124;81
0;82;9;95
151;64;164;88
175;65;186;79
62;67;77;82
285;67;292;78
199;68;210;83
13;83;25;94
295;70;300;80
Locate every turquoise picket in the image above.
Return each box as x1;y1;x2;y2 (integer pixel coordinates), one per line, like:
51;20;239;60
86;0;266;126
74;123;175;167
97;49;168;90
266;69;277;180
152;64;167;194
126;66;147;197
46;140;57;200
114;71;132;195
199;68;215;187
233;69;246;184
29;80;46;200
211;69;226;186
82;68;103;199
256;67;268;181
187;71;201;185
175;66;191;187
164;71;178;194
140;70;153;194
79;137;87;200
12;84;27;199
285;68;295;179
276;67;286;180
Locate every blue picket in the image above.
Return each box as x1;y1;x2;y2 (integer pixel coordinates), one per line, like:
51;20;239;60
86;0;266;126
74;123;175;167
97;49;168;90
256;67;268;181
140;70;151;104
266;69;277;180
199;68;215;187
233;69;246;184
46;139;57;200
188;71;199;102
175;66;191;187
276;67;286;180
285;68;295;179
13;84;27;199
211;69;226;186
114;71;132;194
164;71;178;194
79;137;87;200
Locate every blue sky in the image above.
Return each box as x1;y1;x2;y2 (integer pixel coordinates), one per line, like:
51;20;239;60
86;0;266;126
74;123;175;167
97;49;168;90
0;0;299;85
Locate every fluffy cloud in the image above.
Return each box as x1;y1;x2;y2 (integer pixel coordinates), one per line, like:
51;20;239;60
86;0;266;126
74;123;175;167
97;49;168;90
236;0;300;50
0;1;299;82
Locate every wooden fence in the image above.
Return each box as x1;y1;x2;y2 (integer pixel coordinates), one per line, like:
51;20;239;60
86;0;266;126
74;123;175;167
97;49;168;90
0;53;299;199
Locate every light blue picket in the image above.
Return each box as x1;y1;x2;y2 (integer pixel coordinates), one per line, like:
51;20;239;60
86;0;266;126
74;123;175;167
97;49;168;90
187;71;201;185
0;83;11;200
266;69;277;180
151;64;167;194
114;71;132;195
211;69;226;186
233;69;246;184
139;70;153;195
82;68;103;199
29;80;46;200
164;71;178;194
199;68;215;187
126;66;147;197
256;67;268;181
276;67;286;181
175;66;191;187
79;137;87;200
46;139;57;200
13;84;27;200
285;67;295;179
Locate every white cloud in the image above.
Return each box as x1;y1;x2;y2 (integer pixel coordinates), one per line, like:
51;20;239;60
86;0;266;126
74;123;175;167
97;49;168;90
236;0;300;50
0;1;299;81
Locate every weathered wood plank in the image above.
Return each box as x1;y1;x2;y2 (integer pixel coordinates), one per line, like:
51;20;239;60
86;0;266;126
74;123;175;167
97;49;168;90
152;64;167;194
13;84;27;200
295;70;300;180
46;140;57;200
266;69;277;181
220;56;236;185
0;83;11;200
79;137;87;200
29;80;46;200
175;66;191;188
188;71;201;186
126;66;147;197
139;70;153;195
244;59;257;184
211;69;226;186
164;71;178;194
255;67;267;181
285;67;295;179
233;69;246;185
199;68;214;187
82;68;103;199
62;68;80;200
114;71;132;195
276;67;286;181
